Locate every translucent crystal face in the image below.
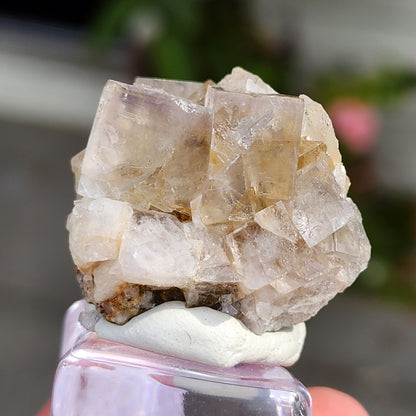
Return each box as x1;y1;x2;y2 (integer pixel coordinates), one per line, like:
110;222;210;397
67;67;371;334
77;80;212;214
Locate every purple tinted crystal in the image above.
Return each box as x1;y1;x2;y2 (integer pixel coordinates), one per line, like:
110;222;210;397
52;301;311;416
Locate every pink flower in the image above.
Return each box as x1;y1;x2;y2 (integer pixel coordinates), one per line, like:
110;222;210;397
328;98;380;154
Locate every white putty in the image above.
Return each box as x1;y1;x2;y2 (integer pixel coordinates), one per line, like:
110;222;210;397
95;301;306;368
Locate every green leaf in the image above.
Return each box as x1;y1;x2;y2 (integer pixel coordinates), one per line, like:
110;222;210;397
89;0;148;51
150;35;194;80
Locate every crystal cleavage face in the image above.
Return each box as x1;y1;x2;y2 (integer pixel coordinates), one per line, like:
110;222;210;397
67;67;371;334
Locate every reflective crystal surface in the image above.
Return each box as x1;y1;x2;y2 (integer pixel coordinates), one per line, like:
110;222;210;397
68;67;371;334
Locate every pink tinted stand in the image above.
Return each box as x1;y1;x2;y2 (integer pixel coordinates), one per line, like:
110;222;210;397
51;300;311;416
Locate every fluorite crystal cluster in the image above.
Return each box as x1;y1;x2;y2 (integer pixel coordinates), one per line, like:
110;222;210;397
68;67;370;335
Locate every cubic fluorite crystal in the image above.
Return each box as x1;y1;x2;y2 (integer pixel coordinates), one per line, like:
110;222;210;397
67;67;370;334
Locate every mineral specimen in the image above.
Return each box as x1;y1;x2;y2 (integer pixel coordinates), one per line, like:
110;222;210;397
67;67;370;334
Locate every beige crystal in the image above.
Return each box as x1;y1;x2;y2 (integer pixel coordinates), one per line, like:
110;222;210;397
67;67;370;334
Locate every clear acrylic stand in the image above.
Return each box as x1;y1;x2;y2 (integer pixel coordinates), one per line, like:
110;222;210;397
51;300;311;415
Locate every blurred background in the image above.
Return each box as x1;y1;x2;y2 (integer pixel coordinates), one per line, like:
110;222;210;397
1;1;415;415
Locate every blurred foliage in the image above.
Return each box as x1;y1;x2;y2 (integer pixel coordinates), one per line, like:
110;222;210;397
352;192;416;306
89;0;295;90
311;66;416;108
90;0;416;307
